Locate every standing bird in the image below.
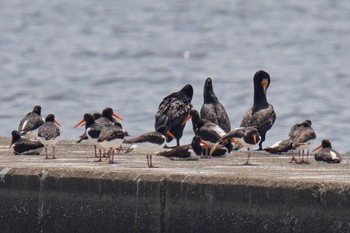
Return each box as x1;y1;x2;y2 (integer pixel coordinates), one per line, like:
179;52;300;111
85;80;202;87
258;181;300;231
211;127;261;165
201;78;231;133
18;105;44;139
155;84;193;146
10;130;44;155
74;113;104;161
240;70;276;150
313;139;342;163
123;125;176;168
98;122;129;164
95;107;124;126
290;120;316;163
37;114;61;159
77;112;102;143
158;136;208;160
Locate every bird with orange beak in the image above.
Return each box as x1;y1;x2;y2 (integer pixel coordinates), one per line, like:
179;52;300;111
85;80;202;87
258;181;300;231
123;125;176;168
312;139;342;163
240;70;276;150
37;114;61;159
210;127;260;165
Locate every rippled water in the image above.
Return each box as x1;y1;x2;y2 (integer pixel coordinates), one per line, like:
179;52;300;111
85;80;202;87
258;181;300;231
1;0;350;152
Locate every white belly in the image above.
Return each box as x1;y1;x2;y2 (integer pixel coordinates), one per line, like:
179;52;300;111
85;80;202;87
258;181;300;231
99;139;123;150
39;138;58;147
134;142;165;153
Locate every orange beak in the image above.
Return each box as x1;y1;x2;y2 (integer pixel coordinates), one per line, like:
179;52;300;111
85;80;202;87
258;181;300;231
200;140;210;148
312;144;322;152
166;130;176;139
231;138;243;146
73;118;85;128
181;114;192;126
252;134;257;144
54;120;62;127
261;79;268;94
112;112;124;121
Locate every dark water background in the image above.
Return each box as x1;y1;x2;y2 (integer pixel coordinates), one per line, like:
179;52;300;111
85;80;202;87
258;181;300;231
1;0;350;152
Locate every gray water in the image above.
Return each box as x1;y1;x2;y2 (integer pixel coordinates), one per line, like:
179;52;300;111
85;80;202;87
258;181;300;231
1;0;350;152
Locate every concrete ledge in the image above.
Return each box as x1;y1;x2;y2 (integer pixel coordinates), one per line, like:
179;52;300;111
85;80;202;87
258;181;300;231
1;137;350;232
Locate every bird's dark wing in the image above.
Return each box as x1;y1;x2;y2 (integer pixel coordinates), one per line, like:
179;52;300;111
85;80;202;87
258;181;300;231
240;104;276;135
155;93;192;131
38;123;60;140
200;102;231;133
18;113;44;132
158;144;192;158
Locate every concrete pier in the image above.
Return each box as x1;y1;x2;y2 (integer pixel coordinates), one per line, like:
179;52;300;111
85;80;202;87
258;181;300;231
0;137;350;233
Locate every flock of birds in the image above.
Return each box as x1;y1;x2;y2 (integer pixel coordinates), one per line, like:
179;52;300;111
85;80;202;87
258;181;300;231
9;70;342;168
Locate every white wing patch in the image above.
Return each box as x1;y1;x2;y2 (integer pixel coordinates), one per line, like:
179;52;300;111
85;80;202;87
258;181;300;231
22;120;28;131
330;151;337;159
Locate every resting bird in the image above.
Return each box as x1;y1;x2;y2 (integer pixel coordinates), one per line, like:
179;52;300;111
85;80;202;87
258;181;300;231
155;84;193;146
37;114;61;159
211;127;260;165
313;139;342;163
10;130;44;155
200;77;231;133
289;120;316;163
74;113;104;161
240;70;276;150
98;122;129;164
77;112;102;143
158;136;207;160
182;109;237;152
123;125;176;168
264;139;293;154
95;107;124;126
18;105;44;139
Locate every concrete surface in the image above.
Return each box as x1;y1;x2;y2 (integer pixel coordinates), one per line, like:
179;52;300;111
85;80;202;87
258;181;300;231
1;137;350;233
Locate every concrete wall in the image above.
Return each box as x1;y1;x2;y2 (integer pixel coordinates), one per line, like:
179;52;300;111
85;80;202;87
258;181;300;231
0;168;350;233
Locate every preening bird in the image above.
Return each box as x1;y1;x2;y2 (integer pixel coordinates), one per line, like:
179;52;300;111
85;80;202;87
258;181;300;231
155;84;193;146
200;77;231;133
18;105;44;139
289;120;316;163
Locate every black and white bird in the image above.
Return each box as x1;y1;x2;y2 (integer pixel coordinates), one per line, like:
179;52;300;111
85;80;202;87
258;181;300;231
97;122;129;164
289;120;316;163
264;139;293;154
18;105;44;139
77;112;102;144
182;109;237;152
313;139;342;163
200;78;231;133
10;130;44;155
95;107;124;126
240;70;276;150
155;84;193;146
211;127;261;165
158;136;207;160
37;114;61;159
74;113;104;161
123;125;176;168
